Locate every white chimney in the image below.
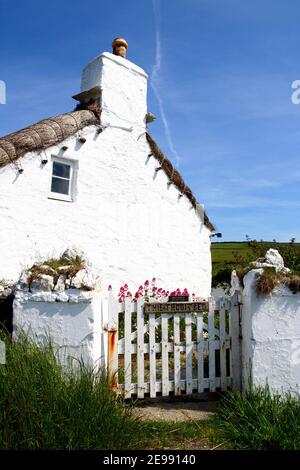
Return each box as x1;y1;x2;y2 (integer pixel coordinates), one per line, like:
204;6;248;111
73;38;148;131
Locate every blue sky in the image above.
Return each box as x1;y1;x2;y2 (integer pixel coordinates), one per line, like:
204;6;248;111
1;0;300;241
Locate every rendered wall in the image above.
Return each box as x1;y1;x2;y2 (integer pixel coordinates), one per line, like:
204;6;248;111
81;52;148;131
240;270;300;395
13;288;107;368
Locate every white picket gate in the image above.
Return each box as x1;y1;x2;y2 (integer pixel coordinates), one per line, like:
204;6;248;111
106;292;241;399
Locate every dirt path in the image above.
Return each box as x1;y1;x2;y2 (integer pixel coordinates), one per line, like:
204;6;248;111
132;398;218;422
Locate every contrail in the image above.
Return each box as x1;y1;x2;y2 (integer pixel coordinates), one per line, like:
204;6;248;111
151;0;181;167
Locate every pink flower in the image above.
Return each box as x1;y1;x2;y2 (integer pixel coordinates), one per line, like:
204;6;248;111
108;284;112;291
117;281;199;303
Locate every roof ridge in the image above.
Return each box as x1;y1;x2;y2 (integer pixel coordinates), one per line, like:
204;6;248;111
146;132;214;231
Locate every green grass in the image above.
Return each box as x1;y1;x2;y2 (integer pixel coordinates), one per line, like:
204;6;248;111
137;419;221;450
138;388;300;450
0;333;141;450
2;333;300;450
211;242;256;287
0;332;222;450
212;242;253;265
216;387;300;450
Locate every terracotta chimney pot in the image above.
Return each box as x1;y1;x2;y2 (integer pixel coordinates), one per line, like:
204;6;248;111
112;37;128;58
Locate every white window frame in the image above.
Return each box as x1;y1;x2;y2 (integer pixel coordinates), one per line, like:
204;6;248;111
48;156;78;202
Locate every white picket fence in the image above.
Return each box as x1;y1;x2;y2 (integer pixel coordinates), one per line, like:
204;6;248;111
106;292;241;399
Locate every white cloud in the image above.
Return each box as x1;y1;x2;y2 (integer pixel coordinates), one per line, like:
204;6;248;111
151;0;181;167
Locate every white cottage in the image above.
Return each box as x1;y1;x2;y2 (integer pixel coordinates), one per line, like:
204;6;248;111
0;39;214;304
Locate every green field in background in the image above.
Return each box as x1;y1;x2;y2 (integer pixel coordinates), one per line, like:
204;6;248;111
211;241;300;281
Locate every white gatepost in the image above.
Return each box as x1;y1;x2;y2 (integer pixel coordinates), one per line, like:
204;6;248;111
230;291;242;391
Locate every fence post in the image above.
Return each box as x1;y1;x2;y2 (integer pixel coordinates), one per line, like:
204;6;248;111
107;290;119;389
230;291;242;391
208;297;216;392
137;297;145;398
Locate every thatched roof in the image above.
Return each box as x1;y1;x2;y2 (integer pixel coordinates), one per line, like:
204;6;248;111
146;133;215;231
0;110;99;168
0;108;214;230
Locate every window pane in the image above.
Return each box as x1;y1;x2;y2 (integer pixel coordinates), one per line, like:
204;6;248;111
53;161;70;178
51;177;70;195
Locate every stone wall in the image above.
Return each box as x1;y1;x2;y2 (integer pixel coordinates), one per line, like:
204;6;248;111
13;263;107;368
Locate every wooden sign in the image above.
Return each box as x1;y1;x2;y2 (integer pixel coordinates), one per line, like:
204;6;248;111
168;295;189;302
144;301;209;314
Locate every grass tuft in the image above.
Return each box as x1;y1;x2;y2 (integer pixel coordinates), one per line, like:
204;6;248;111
28;254;86;287
282;274;300;294
216;387;300;450
0;332;140;450
256;268;278;295
256;269;300;295
138;418;219;450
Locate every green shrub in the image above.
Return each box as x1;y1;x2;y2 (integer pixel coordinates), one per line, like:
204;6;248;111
212;268;232;287
279;242;300;275
0;333;140;450
217;387;300;450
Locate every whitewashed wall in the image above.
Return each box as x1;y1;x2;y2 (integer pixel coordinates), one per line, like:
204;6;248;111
239;270;300;395
0;52;211;298
13;288;108;368
81;52;148;132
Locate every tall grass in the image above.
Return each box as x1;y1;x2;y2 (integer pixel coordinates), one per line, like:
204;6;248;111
0;333;140;450
217;387;300;450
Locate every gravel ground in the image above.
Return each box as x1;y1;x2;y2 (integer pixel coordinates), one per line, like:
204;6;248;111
132;399;218;422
